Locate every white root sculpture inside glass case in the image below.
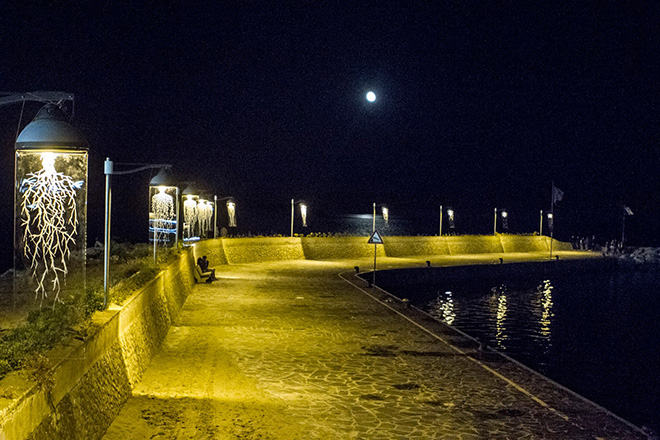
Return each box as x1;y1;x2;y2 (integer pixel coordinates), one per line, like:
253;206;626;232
152;187;174;243
184;196;198;239
19;152;84;302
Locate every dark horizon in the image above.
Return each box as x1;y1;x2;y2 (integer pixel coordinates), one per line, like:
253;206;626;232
2;2;660;271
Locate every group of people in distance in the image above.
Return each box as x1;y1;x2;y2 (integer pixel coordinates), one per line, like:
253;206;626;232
197;255;218;282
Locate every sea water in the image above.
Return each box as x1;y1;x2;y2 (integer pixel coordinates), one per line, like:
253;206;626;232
382;267;660;433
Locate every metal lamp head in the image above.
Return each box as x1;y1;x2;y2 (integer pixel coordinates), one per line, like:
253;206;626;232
15;104;87;151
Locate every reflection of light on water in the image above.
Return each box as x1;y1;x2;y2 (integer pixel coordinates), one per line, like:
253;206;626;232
491;285;508;349
20;152;84;302
538;279;554;338
434;290;456;325
430;290;456;325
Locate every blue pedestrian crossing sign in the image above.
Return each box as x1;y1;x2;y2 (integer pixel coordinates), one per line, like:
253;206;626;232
368;230;384;244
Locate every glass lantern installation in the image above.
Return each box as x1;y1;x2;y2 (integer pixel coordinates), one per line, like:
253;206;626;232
182;186;199;242
227;199;237;228
14;104;88;302
197;196;213;238
149;168;178;247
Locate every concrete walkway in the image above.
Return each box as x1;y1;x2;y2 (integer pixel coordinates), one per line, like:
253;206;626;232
103;252;646;439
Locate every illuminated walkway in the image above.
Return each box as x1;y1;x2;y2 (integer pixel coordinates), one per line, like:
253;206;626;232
103;252;645;439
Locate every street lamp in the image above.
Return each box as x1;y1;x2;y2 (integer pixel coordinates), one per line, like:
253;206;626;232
14;104;88;303
290;199;307;237
182;186;199;243
214;196;237;237
493;208;508;234
149;168;179;262
197;194;214;239
103;159;171;308
372;203;389;232
439;206;456;236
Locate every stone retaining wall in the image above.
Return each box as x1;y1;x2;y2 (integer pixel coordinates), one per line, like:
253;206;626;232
193;235;571;264
0;249;195;440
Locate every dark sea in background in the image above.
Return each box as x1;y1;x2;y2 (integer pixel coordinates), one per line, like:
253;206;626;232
377;265;660;434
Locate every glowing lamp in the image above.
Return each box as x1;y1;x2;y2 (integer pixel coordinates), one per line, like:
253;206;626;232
366;91;376;102
500;209;509;230
446;207;456;229
300;203;308;228
197;195;214;238
226;199;237;228
14;104;88;302
381;206;389;225
149;168;178;248
182;185;200;242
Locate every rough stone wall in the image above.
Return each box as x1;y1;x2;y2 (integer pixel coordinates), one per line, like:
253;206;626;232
193;238;229;266
26;344;132;440
445;235;505;254
194;236;574;264
381;236;451;257
301;237;386;260
0;249;196;440
222;237;305;263
499;235;549;253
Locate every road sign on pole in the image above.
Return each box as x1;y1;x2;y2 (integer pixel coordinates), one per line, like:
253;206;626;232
368;230;384;245
368;230;384;287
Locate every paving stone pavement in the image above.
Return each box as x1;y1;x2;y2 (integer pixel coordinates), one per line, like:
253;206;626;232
103;254;648;439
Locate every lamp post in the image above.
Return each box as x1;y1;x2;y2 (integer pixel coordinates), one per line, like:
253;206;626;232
493;208;508;234
197;194;213;239
14;104;88;304
214;196;237;237
372;203;388;233
290;199;307;237
182;186;199;243
539;210;544;236
547;212;554;259
149;168;179;263
493;208;498;235
439;205;443;236
103;159;171;308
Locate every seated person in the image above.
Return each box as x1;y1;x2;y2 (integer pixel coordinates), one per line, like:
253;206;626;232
197;255;217;281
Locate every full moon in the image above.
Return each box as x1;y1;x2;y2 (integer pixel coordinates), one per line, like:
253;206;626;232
366;91;376;102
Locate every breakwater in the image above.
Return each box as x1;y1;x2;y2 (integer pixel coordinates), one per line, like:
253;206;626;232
194;235;571;264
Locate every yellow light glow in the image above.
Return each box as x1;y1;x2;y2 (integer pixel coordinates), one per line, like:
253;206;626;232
20;151;84;301
300;204;307;227
501;211;508;218
382;207;389;224
227;201;237;227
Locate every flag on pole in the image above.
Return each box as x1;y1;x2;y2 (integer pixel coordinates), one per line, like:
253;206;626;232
552;185;564;204
624;206;634;216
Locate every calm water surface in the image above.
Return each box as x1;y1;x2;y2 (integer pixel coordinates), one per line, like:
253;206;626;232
386;269;660;433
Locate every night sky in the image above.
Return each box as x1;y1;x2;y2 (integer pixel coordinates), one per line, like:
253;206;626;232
2;2;660;270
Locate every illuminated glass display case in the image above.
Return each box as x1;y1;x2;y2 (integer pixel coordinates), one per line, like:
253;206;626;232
14;105;88;302
149;168;178;247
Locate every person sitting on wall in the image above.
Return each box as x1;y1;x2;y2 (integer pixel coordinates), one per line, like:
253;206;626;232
198;255;218;282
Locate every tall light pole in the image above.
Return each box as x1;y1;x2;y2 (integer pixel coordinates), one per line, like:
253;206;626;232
372;203;388;232
214;196;237;237
539;210;544;236
439;205;443;236
493;207;498;235
103;159;171;308
290;199;307;237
